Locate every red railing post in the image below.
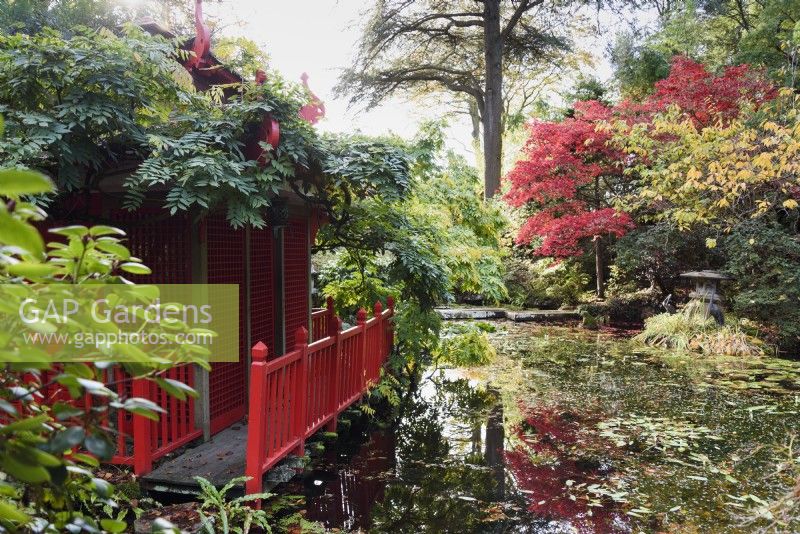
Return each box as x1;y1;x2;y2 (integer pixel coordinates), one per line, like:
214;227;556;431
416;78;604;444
356;308;367;392
387;296;395;357
131;378;153;475
245;342;268;497
326;296;335;329
374;301;383;382
326;316;342;432
294;327;309;456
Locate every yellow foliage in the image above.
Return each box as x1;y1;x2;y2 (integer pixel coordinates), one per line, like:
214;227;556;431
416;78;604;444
614;90;800;229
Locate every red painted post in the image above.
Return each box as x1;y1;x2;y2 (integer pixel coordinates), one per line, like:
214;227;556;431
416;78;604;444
326;296;335;334
294;327;308;456
326;316;342;432
374;301;383;382
245;342;268;497
356;308;367;392
387;296;396;356
131;378;153;475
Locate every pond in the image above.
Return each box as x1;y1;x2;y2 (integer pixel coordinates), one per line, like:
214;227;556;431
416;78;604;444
279;321;800;533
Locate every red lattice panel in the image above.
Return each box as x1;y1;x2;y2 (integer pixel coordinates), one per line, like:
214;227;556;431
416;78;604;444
207;215;247;433
250;227;275;356
284;217;309;351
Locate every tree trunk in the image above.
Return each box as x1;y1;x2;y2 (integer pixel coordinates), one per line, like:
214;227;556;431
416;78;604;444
468;99;483;171
594;237;605;299
482;0;503;199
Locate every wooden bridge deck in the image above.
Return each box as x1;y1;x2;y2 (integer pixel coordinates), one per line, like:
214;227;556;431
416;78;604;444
140;424;300;495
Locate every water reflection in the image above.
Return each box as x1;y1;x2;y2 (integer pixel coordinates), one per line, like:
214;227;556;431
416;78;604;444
289;370;522;532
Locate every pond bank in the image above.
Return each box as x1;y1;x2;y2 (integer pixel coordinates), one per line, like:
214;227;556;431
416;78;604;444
436;306;581;322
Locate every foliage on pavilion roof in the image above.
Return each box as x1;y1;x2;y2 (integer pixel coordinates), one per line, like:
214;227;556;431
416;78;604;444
0;25;412;228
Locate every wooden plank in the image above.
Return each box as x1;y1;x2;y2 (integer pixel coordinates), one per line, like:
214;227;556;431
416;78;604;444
142;423;248;489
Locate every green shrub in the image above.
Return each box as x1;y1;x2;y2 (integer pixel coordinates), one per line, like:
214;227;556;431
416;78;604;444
0;164;209;532
504;257;589;309
579;290;663;325
722;221;800;352
610;223;718;295
437;329;497;367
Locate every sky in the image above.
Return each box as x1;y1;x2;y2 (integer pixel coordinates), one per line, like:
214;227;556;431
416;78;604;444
189;1;655;158
205;1;430;140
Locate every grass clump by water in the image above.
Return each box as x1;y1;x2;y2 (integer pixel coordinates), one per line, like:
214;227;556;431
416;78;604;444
635;307;766;357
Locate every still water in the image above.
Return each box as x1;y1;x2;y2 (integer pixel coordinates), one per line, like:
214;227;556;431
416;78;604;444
279;322;800;533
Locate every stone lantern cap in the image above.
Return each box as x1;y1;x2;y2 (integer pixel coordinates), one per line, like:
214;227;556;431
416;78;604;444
679;270;732;281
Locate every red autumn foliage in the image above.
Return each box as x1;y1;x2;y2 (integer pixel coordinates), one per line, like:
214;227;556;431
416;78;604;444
518;206;635;257
504;100;633;255
504;405;629;531
646;56;776;126
504;56;776;257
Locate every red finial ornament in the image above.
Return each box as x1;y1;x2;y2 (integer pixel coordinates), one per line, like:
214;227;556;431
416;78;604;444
186;0;211;70
252;341;268;362
298;72;326;124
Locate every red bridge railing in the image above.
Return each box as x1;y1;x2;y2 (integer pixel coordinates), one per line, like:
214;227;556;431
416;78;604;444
117;365;201;474
245;297;394;496
311;296;334;342
24;365;201;476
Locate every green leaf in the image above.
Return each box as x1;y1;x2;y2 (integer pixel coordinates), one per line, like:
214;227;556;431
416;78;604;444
71;452;100;467
155;377;198;401
49;426;86;453
89;226;126;237
0;414;50;435
77;378;115;397
95;240;131;259
5;262;58;279
92;477;113;498
100;519;128;533
63;363;95;380
119;262;152;275
52;402;84;420
0;169;54;196
123;397;165;420
2;453;50;483
84;433;115;461
49;225;89;238
0;499;30;524
0;210;44;257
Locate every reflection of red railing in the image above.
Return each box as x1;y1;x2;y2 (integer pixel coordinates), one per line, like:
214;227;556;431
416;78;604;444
245;297;395;497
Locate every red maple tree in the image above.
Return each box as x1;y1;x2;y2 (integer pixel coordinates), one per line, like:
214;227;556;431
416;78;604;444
504;57;774;297
646;56;776;126
505;100;634;297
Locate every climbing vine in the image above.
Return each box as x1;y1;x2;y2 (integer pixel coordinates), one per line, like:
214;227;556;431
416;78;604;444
0;26;411;228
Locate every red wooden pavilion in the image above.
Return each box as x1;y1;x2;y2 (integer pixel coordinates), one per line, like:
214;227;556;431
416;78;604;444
40;1;394;484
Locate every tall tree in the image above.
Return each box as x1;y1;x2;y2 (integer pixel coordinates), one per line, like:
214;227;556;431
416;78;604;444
336;0;572;199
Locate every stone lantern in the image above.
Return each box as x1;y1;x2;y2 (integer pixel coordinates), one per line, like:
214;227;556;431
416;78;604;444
679;270;732;325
